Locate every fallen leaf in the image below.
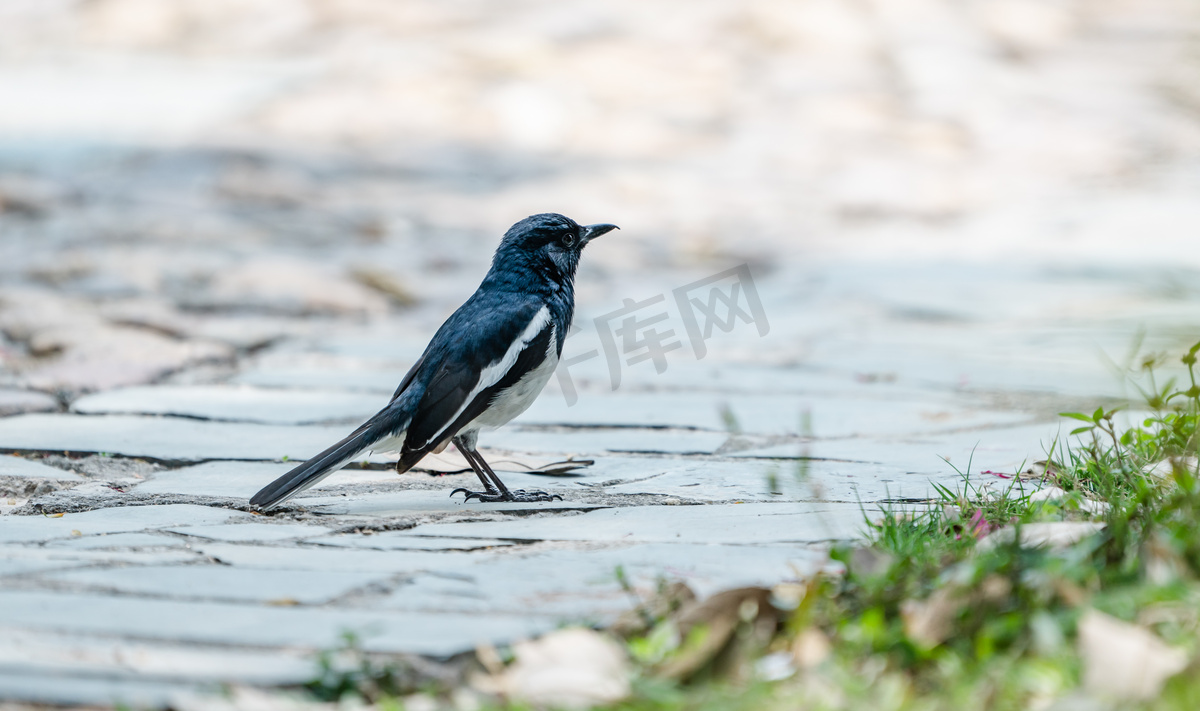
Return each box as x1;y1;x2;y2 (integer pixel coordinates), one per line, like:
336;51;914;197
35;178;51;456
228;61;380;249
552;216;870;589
977;521;1105;551
655;587;777;681
475;628;631;710
1078;609;1188;701
265;598;300;607
792;627;832;668
901;586;962;648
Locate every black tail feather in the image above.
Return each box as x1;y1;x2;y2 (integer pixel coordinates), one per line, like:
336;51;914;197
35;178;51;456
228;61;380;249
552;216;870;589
249;410;407;509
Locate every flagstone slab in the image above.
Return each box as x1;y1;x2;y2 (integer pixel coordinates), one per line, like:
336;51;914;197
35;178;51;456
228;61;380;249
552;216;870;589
0;414;351;461
41;564;387;604
72;385;384;425
380;542;831;619
734;422;1060;475
0;504;252;543
308;532;516;551
500;427;729;455
0;546;200;576
1;629;313;684
399;502;871;544
518;389;1034;438
600;458;957;503
44;532;190;550
188;542;479;575
0;388;60;416
0;590;554;656
165;522;335;543
0;454;86;481
234;367;411;393
0;629;313;706
0;670;196;710
296;487;606;516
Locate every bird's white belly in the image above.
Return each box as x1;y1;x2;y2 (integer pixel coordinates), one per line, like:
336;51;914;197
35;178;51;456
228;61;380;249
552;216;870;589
466;343;559;432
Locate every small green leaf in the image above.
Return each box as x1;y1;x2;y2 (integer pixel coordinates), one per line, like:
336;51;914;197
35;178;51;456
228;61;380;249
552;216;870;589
1092;407;1105;422
1059;412;1094;423
1070;426;1094;436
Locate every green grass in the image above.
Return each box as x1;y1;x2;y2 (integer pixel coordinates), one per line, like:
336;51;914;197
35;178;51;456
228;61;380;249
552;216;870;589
305;340;1200;711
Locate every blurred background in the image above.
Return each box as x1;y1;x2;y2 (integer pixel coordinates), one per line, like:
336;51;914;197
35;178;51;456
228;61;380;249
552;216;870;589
0;0;1198;404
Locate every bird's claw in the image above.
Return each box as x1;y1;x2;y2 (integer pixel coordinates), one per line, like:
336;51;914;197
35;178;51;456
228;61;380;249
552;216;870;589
449;488;562;503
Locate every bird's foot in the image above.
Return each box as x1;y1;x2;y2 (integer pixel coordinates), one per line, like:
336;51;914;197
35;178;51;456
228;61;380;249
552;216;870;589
449;488;562;503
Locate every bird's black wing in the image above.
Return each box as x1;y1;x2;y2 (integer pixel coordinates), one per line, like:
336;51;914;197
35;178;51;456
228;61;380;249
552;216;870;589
395;296;553;472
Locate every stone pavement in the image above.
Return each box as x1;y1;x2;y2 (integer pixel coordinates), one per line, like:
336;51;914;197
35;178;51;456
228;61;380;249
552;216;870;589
2;0;1200;707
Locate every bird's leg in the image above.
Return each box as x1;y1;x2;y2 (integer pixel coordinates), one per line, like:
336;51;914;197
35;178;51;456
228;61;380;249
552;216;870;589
448;436;503;501
449;440;563;503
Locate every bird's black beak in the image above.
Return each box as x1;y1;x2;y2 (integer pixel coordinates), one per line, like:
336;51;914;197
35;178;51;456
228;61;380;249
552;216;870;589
580;223;619;244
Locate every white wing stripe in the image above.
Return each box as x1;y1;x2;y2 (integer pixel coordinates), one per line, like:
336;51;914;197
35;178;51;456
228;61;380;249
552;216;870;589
416;305;552;448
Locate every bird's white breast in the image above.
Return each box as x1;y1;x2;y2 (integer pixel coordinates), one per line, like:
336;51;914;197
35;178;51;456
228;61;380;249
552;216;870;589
466;324;558;432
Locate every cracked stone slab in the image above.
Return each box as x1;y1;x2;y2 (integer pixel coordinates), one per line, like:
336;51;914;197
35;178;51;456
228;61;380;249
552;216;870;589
733;422;1059;475
45;532;191;550
0;629;314;707
0;590;555;656
40;564;388;605
234;366;412;393
598;458;960;503
165;522;336;543
295;488;608;515
499;427;729;455
132;461;410;499
0;670;203;709
0;454;86;480
308;532;516;551
398;502;872;544
1;545;200;577
72;385;384;425
0;388;59;416
518;390;1033;438
0;414;352;462
380;542;832;619
0;504;252;543
187;542;481;575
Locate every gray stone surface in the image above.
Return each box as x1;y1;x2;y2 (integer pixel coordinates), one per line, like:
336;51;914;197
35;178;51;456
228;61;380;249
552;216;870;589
73;385;384;424
44;532;191;549
0;454;86;480
0;590;555;656
0;504;251;543
309;532;515;551
381;543;832;619
165;522;335;542
295;488;608;515
518;390;1033;437
42;565;388;604
400;502;870;544
0;388;59;416
0;414;351;462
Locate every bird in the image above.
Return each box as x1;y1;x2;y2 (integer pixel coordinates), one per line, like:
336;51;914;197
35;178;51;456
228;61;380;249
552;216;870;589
249;213;617;510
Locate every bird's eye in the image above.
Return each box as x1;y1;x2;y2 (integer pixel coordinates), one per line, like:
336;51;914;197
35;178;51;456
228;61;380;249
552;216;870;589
560;234;576;248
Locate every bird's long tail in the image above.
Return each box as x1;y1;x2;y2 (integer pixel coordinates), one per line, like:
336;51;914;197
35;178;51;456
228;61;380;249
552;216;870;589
249;405;411;510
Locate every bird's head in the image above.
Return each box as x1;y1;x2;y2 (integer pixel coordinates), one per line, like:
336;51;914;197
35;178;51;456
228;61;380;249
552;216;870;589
492;213;618;283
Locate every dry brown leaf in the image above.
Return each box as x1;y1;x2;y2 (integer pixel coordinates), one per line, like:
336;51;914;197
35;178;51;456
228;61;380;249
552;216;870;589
609;580;696;639
977;521;1105;551
656;587;777;682
474;628;630;710
901;586;962;648
1078;609;1188;701
792;627;832;669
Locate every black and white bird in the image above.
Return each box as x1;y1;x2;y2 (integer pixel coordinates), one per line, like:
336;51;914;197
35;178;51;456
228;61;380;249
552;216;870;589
249;213;617;509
